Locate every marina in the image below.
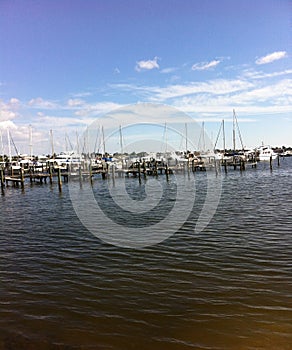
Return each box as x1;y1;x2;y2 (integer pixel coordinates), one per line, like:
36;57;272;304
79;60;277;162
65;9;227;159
0;145;286;193
0;156;291;349
1;1;291;348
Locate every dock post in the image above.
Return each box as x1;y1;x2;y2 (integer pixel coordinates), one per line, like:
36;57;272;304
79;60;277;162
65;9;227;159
49;164;53;184
30;166;34;183
111;164;115;186
154;161;158;177
165;164;169;181
20;168;25;189
142;161;147;179
89;163;93;185
78;165;82;184
57;167;62;192
277;155;280;167
138;162;141;183
270;155;273;170
0;166;5;190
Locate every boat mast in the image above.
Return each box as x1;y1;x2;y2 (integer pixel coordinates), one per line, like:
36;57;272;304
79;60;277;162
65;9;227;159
234;110;244;151
7;129;12;162
76;131;80;155
50;129;55;158
102;126;105;155
29;124;33;158
0;130;4;161
119;125;124;154
222;119;226;154
185;123;188;153
201;121;205;153
233;109;236;153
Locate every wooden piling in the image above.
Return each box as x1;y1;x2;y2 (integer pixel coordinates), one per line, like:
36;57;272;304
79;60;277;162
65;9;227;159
270;155;273;170
89;163;93;184
165;164;169;181
111;164;115;185
57;167;62;192
49;164;53;184
138;162;141;183
78;166;82;185
0;167;5;189
277;155;280;166
20;168;24;189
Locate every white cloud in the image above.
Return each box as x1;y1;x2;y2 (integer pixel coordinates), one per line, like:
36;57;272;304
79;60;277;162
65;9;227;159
0;120;17;129
242;69;292;80
109;75;291;118
0;99;19;121
67;98;85;107
28;97;57;109
74;101;122;117
149;79;254;101
110;79;254;102
192;59;221;71
256;51;287;65
160;67;177;74
9;98;20;105
135;57;160;72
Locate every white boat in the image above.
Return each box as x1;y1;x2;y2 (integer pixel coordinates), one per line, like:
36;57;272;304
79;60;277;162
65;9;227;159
256;145;277;161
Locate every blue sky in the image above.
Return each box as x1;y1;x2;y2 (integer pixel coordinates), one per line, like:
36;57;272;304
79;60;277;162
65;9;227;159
0;0;291;154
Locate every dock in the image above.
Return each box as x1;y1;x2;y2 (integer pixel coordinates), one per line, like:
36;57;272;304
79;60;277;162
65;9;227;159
0;152;281;193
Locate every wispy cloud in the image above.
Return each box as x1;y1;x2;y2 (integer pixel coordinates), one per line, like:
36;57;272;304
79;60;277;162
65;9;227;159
28;97;57;109
108;74;291;117
74;101;122;117
110;79;254;102
192;59;221;71
149;79;254;101
0;98;20;122
67;98;86;107
160;67;177;74
135;57;160;72
242;69;292;80
256;51;287;65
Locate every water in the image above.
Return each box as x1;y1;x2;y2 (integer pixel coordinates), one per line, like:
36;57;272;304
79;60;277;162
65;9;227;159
0;159;291;349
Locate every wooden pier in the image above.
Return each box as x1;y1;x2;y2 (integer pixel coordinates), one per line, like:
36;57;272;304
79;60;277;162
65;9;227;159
0;154;280;193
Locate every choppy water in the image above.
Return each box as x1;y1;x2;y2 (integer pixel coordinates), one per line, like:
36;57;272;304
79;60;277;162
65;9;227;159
0;158;291;349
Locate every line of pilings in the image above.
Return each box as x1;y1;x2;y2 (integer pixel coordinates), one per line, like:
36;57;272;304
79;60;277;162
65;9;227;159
0;155;281;193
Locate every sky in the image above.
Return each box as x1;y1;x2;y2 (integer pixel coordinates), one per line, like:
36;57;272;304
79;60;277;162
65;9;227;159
0;0;291;155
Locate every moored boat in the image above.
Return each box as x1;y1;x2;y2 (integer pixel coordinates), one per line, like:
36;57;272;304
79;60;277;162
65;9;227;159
256;145;277;161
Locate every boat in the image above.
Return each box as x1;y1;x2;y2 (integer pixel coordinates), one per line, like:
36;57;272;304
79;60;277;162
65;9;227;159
256;145;277;161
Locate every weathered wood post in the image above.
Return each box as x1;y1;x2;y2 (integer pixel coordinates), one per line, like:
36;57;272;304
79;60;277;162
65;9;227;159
111;164;115;186
277;155;280;166
224;159;227;173
0;166;5;190
20;168;25;189
138;162;141;184
78;165;82;185
49;163;53;184
270;155;273;170
165;163;169;181
89;162;93;185
57;167;62;192
154;161;158;177
142;160;147;179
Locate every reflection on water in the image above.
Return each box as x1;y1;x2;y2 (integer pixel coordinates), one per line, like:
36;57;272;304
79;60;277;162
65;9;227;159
0;158;291;349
